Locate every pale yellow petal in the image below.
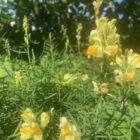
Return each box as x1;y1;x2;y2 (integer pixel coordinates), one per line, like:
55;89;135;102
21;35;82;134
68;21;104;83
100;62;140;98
80;74;89;81
40;112;50;129
105;45;118;57
19;123;32;140
60;117;70;129
63;74;77;84
92;81;99;92
34;134;42;140
21;108;36;123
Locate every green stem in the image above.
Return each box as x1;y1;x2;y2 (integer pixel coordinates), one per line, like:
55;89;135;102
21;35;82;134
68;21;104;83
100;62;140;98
27;47;31;64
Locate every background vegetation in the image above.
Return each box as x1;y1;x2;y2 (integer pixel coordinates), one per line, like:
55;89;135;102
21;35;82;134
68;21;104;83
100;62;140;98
0;0;140;54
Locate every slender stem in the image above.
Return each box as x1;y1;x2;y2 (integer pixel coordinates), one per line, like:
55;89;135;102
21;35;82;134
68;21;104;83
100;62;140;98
27;47;31;64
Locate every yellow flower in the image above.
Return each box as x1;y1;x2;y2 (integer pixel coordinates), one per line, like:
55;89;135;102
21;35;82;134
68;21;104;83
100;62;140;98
125;72;135;82
100;83;109;94
92;81;109;94
114;69;123;84
114;50;140;83
87;45;97;58
92;81;99;92
87;45;103;58
133;55;140;68
105;45;119;57
114;68;135;83
20;123;32;140
59;117;81;140
60;117;70;130
15;71;22;87
30;123;42;140
80;74;89;81
127;49;140;68
116;56;124;68
40;112;50;129
63;74;77;84
92;81;116;98
21;108;36;123
60;129;72;137
20;122;42;140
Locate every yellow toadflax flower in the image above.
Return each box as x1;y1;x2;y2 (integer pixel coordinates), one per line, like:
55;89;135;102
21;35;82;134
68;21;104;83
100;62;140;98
114;69;135;83
19;107;54;140
15;71;22;87
40;112;50;129
114;69;123;85
21;108;36;123
87;45;97;58
127;49;140;68
30;123;42;140
80;74;89;81
114;50;140;83
92;81;109;94
125;72;135;82
63;74;77;85
105;45;119;57
20;122;42;140
86;45;103;58
92;81;99;92
100;83;109;95
20;108;43;140
92;81;116;98
20;123;32;140
59;117;81;140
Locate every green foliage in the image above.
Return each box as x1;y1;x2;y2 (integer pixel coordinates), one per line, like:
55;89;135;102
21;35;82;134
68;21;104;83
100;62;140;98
0;32;140;139
1;0;140;52
0;1;140;140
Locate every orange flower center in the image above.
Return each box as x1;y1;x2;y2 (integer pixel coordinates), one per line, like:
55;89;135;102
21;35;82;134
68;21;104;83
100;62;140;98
30;127;42;135
107;47;118;57
126;72;135;81
87;46;97;57
61;129;72;136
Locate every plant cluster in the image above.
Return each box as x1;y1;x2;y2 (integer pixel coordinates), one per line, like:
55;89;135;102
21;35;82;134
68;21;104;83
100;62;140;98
0;0;140;140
